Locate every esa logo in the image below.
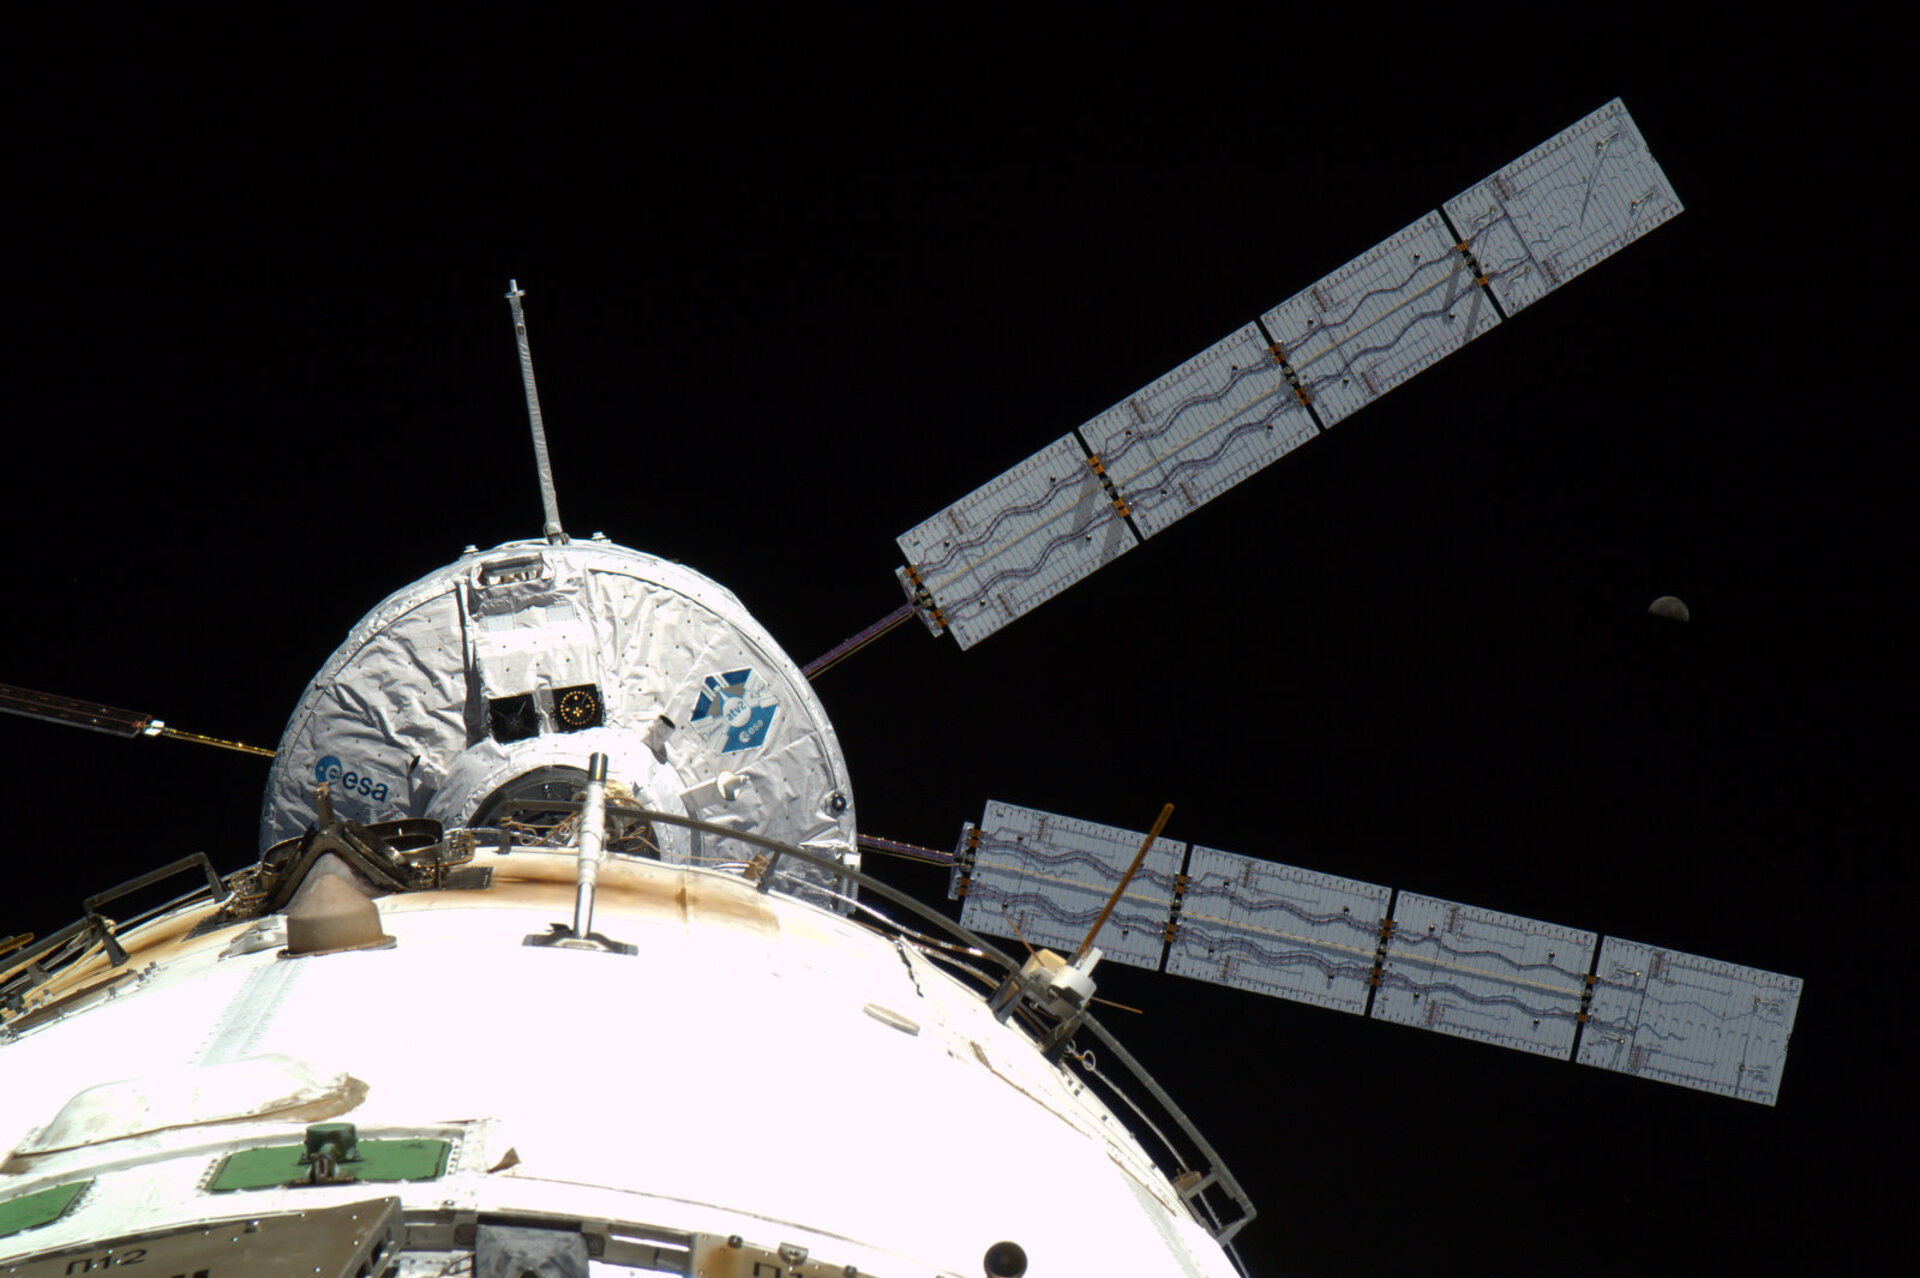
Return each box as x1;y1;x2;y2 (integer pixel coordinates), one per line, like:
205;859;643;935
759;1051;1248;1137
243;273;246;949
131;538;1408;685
316;754;390;803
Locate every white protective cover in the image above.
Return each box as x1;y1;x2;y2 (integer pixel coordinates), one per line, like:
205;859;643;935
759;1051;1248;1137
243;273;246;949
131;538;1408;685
15;1053;353;1155
258;539;857;899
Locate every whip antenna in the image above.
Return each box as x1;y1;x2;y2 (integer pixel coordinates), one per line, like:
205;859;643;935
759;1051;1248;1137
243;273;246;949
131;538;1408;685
505;279;568;544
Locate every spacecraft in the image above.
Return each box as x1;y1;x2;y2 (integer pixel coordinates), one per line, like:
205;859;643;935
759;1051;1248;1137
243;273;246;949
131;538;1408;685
0;99;1797;1277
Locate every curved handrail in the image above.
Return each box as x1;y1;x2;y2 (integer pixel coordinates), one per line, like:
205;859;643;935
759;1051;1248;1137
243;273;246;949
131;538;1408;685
3;808;1256;1248
598;803;1258;1245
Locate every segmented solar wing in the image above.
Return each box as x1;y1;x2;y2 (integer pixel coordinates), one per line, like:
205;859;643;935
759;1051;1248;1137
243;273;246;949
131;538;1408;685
899;99;1679;646
954;800;1800;1103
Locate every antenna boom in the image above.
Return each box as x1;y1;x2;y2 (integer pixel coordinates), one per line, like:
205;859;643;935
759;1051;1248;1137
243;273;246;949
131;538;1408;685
505;279;568;544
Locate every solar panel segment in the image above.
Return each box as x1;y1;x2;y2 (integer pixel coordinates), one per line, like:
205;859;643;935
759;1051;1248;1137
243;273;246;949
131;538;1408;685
1577;937;1801;1106
1076;324;1316;540
896;435;1138;650
1370;892;1598;1060
1444;97;1684;316
1260;212;1502;428
1165;847;1389;1015
956;800;1186;971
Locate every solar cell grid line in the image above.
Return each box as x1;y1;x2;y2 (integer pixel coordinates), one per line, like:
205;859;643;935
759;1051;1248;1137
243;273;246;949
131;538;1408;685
1164;847;1391;1014
955;800;1187;971
1077;324;1320;540
1576;936;1801;1105
1260;211;1503;429
895;433;1139;650
1370;892;1599;1059
1444;97;1682;317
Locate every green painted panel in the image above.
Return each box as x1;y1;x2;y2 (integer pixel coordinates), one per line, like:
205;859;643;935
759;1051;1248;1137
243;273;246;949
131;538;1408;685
209;1138;449;1191
0;1179;90;1239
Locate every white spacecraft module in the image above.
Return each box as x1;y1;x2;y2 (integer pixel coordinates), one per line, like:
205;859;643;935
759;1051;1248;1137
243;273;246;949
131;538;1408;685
258;536;859;902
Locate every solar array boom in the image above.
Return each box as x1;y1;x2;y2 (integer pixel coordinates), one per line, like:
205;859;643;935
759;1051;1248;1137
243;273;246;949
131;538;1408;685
0;683;275;758
897;98;1681;647
952;801;1800;1105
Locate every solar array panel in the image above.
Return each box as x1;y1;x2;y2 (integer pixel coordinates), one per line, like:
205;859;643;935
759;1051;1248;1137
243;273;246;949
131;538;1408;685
952;801;1799;1103
1576;937;1802;1105
1165;847;1389;1015
1076;325;1317;540
1370;892;1596;1060
1444;98;1683;316
1261;212;1502;428
896;434;1136;650
956;800;1186;971
898;98;1679;645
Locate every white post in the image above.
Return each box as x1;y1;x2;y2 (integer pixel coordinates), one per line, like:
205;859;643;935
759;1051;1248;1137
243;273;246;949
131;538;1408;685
572;753;609;939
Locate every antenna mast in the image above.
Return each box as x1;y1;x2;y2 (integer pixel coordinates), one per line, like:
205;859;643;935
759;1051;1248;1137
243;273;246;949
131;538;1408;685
505;279;568;544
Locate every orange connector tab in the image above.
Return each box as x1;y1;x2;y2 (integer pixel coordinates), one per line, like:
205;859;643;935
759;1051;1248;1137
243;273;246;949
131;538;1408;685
901;561;947;629
1085;453;1132;522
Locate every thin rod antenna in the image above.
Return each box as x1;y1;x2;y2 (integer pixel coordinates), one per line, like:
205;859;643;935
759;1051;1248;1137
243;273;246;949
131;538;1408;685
1074;802;1175;963
505;280;568;544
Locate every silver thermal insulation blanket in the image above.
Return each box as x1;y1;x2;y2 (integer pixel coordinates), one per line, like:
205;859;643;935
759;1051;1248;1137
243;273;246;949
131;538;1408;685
260;540;857;906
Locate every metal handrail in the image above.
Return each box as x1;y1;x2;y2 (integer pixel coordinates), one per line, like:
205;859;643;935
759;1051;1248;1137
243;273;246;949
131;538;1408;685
3;854;227;1005
2;809;1255;1246
491;799;1026;979
486;801;1256;1243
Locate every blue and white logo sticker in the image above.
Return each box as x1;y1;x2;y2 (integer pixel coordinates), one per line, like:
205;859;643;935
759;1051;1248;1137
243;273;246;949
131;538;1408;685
315;754;390;803
690;668;779;754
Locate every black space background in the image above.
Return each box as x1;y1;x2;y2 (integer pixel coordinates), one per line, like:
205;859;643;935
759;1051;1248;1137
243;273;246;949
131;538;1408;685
1;16;1901;1278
